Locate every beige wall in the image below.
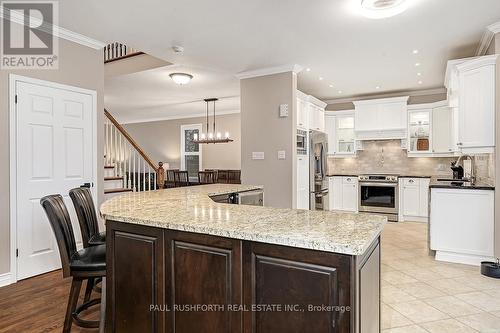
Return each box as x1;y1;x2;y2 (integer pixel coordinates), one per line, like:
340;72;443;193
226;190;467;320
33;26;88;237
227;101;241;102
0;39;104;275
495;34;500;258
326;93;447;111
123;113;241;170
240;72;297;208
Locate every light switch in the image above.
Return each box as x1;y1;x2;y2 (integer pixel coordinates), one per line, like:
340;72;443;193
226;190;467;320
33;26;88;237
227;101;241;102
252;152;265;160
277;150;286;160
279;104;289;117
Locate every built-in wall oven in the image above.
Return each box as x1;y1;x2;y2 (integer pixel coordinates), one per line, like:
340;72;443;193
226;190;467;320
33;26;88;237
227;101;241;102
296;129;307;155
358;175;399;222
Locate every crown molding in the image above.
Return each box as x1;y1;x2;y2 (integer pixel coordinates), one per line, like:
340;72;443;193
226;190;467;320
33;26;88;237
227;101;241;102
120;109;241;124
235;64;303;79
324;88;446;105
1;6;106;50
476;21;500;56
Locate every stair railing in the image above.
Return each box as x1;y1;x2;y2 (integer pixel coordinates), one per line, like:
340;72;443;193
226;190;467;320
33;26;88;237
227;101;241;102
104;42;144;63
104;109;162;192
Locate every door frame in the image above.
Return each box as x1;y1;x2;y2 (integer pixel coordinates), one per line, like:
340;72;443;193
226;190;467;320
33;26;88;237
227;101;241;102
9;74;98;283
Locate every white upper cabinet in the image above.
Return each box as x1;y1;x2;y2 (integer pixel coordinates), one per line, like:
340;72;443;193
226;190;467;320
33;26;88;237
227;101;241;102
325;111;356;157
457;56;496;152
297;90;326;132
445;55;497;153
407;108;432;154
432;105;455;154
353;96;409;140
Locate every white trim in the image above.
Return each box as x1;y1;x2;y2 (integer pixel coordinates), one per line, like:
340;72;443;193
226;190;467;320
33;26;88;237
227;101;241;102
236;64;303;79
352;96;409;106
0;273;12;287
476;21;500;56
1;6;106;49
407;100;448;110
120;109;240;125
456;54;499;72
324;89;445;105
9;74;98;283
180;124;203;178
435;251;493;266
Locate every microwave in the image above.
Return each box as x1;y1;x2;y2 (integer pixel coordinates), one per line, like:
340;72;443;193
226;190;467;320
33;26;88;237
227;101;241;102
297;129;307;155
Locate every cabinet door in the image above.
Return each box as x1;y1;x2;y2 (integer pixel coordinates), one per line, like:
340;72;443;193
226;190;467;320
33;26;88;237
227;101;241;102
329;177;343;210
317;108;325;132
297;156;309;209
402;184;420;216
297;98;308;129
336;115;356;155
458;65;495;149
419;179;430;217
342;181;358;212
324;115;336;155
408;109;432;153
165;231;242;333
432;106;453;153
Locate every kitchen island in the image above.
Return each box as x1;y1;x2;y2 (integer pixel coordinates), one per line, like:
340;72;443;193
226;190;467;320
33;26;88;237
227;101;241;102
100;184;386;333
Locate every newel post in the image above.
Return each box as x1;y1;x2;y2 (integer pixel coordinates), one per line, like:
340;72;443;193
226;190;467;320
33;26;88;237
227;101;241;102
157;162;165;189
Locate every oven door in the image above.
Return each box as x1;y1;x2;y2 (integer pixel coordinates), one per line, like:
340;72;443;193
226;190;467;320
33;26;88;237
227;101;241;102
359;182;398;214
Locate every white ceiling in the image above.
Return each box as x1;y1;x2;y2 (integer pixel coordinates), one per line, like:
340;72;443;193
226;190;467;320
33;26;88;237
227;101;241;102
59;0;500;120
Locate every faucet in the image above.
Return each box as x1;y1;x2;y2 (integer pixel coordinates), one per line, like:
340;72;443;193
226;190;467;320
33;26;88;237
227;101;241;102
455;154;475;184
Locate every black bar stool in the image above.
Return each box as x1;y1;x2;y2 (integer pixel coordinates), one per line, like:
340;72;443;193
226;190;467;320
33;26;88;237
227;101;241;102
40;194;106;333
69;187;105;302
69;187;105;247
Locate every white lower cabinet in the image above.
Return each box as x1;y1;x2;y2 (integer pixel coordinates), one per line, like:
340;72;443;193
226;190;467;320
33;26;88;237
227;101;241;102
430;188;494;265
296;155;309;209
328;176;358;212
399;178;430;222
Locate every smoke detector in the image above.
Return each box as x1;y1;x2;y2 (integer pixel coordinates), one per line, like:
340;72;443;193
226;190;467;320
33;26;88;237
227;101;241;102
172;45;184;53
359;0;410;19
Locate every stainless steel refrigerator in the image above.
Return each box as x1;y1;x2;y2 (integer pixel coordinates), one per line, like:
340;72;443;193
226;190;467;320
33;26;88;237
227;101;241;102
309;130;329;210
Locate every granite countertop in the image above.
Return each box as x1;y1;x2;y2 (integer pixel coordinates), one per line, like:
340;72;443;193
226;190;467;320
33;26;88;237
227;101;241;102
327;174;433;178
429;178;495;190
100;184;387;256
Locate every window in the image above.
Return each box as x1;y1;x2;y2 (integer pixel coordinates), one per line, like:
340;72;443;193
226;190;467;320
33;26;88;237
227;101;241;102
180;124;202;180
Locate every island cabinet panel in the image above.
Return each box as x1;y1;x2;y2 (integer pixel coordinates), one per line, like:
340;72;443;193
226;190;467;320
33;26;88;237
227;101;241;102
242;242;352;333
164;231;242;333
106;221;165;333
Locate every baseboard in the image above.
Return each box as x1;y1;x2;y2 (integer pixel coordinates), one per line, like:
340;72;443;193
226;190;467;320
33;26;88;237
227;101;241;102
0;272;12;287
435;251;494;266
400;216;428;223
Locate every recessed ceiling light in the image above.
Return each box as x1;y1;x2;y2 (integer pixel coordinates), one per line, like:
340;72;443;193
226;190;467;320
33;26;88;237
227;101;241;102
415;62;421;67
418;80;423;84
412;49;419;54
358;0;411;19
329;84;334;88
375;86;380;89
417;72;422;76
306;68;311;72
319;77;324;81
338;90;343;94
169;72;193;85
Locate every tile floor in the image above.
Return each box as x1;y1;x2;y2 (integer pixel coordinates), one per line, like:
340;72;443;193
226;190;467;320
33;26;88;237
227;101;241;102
381;222;500;333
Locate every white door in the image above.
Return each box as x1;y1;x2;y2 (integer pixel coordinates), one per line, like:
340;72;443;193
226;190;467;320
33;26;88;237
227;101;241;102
402;184;420;216
342;182;357;212
15;79;95;280
432;106;453;153
296;156;309;209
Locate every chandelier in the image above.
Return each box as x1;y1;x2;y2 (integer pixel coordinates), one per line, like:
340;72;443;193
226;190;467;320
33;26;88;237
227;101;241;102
193;98;233;144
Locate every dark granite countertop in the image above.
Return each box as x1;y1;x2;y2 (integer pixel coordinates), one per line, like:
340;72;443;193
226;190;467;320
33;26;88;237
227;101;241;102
326;174;358;178
399;175;432;179
429;179;495;191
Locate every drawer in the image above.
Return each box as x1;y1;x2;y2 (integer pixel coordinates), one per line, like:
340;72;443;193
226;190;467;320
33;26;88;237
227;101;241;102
343;176;357;184
402;178;419;186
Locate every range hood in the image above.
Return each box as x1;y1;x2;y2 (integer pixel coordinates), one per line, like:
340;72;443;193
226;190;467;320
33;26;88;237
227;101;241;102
353;96;409;141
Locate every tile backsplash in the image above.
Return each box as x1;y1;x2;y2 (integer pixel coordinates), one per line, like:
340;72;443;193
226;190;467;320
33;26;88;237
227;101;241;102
328;140;494;184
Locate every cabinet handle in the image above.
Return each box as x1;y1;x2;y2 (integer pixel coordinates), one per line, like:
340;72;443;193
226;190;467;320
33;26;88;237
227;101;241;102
409;179;414;183
457;142;463;146
346;178;351;181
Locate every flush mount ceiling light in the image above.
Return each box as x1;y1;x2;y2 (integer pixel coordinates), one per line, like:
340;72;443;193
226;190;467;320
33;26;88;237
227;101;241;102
359;0;411;19
169;73;193;85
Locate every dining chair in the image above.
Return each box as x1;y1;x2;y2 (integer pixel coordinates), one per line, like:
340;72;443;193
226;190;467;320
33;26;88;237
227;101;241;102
165;169;178;188
174;170;190;187
228;170;241;184
217;169;229;183
198;171;216;184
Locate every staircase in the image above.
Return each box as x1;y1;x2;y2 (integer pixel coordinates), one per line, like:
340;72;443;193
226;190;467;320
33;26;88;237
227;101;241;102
104;109;162;200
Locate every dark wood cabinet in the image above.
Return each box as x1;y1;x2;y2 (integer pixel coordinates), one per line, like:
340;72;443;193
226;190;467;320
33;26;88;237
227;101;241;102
106;221;165;333
165;231;242;333
106;221;380;333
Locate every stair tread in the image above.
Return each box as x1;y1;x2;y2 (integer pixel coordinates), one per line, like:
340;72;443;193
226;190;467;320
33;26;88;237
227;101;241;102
104;165;115;169
104;188;133;194
104;176;123;181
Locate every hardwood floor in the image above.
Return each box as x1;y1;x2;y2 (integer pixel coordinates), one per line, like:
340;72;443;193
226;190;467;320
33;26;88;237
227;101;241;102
0;270;100;333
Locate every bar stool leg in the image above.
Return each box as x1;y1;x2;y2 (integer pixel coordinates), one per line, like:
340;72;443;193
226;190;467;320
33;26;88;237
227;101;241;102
84;277;94;303
64;278;82;333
